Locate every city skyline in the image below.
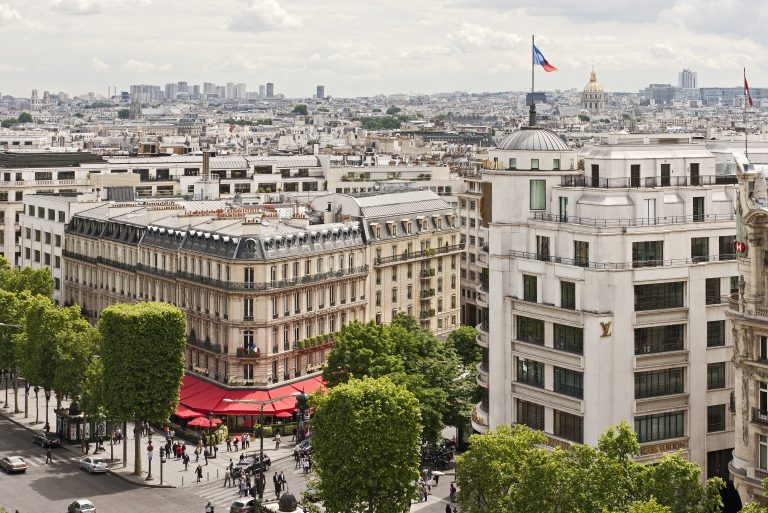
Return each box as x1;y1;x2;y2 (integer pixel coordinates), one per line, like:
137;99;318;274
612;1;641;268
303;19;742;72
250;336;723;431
0;0;765;98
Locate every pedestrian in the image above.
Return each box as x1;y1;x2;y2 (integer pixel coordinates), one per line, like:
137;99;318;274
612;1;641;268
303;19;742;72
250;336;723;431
294;450;300;469
449;482;456;503
195;464;203;484
243;433;249;449
279;471;286;492
205;500;214;513
45;446;52;464
274;432;281;450
273;472;280;499
445;504;452;513
195;447;200;463
226;437;232;452
204;448;209;466
233;436;239;452
116;426;122;444
230;467;238;487
184;453;190;471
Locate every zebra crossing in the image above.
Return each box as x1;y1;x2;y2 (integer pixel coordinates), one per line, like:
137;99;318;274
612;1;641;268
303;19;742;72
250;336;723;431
189;478;247;509
18;452;80;468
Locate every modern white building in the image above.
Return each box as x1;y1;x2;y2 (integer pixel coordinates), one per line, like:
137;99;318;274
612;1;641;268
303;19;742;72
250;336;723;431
477;125;738;483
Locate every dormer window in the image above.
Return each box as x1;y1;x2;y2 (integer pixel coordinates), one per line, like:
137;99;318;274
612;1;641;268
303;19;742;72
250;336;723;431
437;218;442;229
553;159;560;171
375;226;382;238
531;159;540;170
508;158;517;170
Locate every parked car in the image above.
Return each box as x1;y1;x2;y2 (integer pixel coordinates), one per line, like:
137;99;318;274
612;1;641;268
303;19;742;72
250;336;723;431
0;456;28;473
230;497;255;513
32;431;61;447
235;453;271;474
293;439;312;457
67;499;95;513
79;456;108;473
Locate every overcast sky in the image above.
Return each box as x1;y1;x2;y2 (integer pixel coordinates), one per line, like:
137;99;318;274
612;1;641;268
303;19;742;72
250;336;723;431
0;0;765;98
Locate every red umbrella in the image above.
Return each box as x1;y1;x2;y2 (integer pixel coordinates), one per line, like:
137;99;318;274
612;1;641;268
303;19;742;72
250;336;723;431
275;411;293;419
188;417;222;428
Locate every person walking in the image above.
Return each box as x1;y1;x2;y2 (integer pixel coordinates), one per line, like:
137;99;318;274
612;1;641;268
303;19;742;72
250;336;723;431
223;466;231;487
273;472;280;499
445;504;452;513
279;471;286;493
194;447;200;463
204;448;209;466
449;482;457;503
226;437;231;452
233;436;239;452
274;432;281;450
195;464;203;484
184;453;190;471
45;447;52;464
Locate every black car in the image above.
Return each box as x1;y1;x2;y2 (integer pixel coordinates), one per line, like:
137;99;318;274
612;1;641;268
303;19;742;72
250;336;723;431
32;431;61;448
235;454;271;474
293;439;311;457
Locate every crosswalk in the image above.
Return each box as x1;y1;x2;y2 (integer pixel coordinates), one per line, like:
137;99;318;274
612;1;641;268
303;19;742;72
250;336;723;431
189;478;251;509
17;452;80;468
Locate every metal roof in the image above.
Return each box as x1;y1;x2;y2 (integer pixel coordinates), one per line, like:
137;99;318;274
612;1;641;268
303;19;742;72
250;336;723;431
496;127;570;152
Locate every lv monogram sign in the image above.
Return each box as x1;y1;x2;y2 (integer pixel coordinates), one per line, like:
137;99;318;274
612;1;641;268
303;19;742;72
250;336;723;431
600;321;612;337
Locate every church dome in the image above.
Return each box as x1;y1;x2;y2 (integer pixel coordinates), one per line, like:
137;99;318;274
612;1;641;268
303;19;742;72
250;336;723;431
584;68;604;94
496;127;570;152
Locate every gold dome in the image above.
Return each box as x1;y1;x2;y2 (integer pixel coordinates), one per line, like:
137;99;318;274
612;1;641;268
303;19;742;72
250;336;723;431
583;67;604;94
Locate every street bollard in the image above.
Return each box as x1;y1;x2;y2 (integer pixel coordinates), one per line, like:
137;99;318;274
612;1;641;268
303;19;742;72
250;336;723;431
207;472;209;482
217;469;219;478
181;476;184;486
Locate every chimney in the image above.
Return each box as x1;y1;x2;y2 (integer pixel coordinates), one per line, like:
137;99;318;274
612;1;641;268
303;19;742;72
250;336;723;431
202;150;212;181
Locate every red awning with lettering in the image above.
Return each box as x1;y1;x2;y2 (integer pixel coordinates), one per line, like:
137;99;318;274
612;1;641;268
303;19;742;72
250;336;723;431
174;403;204;419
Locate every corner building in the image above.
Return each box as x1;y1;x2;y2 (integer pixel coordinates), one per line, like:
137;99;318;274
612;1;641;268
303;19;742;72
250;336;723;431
480;129;737;481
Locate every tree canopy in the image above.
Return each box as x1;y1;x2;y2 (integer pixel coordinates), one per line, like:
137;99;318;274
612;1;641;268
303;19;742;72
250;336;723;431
99;302;186;475
386;106;401;115
322;315;470;443
447;325;480;366
455;422;724;513
17;112;32;123
117;108;130;119
311;377;421;513
0;255;53;297
292;104;309;115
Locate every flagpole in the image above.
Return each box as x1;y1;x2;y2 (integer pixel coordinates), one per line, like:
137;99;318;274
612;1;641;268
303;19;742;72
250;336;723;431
529;34;536;126
531;34;535;96
744;67;749;158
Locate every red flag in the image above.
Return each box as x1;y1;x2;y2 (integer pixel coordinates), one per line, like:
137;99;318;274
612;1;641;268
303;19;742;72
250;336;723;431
745;74;754;107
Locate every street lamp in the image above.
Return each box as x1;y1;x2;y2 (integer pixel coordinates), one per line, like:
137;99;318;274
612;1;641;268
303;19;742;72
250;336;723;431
43;388;51;432
207;411;214;455
2;369;9;409
33;386;39;424
145;436;154;481
24;382;30;419
223;391;300;502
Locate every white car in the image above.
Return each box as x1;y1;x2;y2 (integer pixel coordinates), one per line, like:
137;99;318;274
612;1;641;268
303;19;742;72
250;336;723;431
79;456;108;473
67;499;96;513
0;456;28;473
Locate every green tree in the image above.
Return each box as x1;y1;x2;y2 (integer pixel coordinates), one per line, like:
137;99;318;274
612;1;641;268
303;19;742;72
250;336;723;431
99;302;186;475
52;326;99;404
312;377;421;513
578;113;591;122
456;422;723;513
292;104;308;115
447;325;480;366
386;106;401;115
0;256;53;297
80;357;106;421
612;498;672;513
322;321;402;387
0;290;26;413
17;112;32;123
117;108;130;119
1;119;16;128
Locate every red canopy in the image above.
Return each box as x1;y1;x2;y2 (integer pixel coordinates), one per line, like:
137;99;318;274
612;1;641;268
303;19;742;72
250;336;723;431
187;417;222;428
174;404;204;420
178;373;326;416
275;411;293;419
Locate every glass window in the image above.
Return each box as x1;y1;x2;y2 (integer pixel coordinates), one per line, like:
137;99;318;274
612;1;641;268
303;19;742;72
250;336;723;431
529;180;546;210
693;196;705;222
705;278;721;305
632;241;664;268
691;237;709;263
531;159;540;170
561;281;575;310
536;235;550;261
516;316;544;345
707;321;725;347
523;274;537;302
516;399;544;430
574;241;589;267
634;282;684;311
635;411;684;443
516;358;545;388
554;324;583;354
761;435;768;470
553;410;583;443
719;236;736;261
635;367;684;398
707;405;726;433
635;325;684;354
707;362;726;389
554;367;583;398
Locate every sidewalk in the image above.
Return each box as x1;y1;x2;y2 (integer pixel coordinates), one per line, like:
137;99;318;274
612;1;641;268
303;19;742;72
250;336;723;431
0;385;298;489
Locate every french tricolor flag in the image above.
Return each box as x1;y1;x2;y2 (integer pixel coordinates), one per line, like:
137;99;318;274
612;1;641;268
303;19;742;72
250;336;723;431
533;45;557;72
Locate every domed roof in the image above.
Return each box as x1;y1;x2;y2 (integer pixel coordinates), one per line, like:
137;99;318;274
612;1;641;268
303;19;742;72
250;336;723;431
496;127;570;152
278;493;298;512
584;68;604;94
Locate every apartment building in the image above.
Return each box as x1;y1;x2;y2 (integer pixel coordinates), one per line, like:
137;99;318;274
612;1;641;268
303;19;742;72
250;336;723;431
479;128;738;484
311;187;462;336
728;161;768;504
0;152;102;267
457;174;487;327
63;201;368;387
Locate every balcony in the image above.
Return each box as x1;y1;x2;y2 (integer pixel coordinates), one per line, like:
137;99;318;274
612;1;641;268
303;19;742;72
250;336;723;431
477;321;488;334
375;244;464;266
176;265;370;292
476;330;488;348
728;293;768;323
476;362;488;388
420;268;436;278
730;391;736;413
531;211;736;228
560;174;737;189
510;250;736;271
420;288;435;299
752;407;768;426
477;291;488;308
236;347;260;358
420;309;435;319
187;336;222;354
471;403;489;434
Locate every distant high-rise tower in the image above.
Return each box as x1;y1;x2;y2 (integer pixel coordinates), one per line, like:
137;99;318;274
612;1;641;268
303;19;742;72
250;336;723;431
129;95;142;119
316;85;325;99
236;83;247;99
266;82;274;98
678;68;698;89
192;85;201;99
177;81;188;93
226;82;235;100
259;85;266;98
165;83;178;100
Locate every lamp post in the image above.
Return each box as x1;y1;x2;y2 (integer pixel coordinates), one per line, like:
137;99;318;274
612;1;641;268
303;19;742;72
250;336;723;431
223;391;300;502
34;386;39;424
146;436;154;481
43;388;51;432
2;369;9;409
207;411;214;455
24;382;30;419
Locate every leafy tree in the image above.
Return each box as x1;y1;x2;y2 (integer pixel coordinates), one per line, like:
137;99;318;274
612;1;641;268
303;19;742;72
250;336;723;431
74;112;84;118
1;119;16;128
17;112;32;123
312;377;421;513
99;302;186;475
80;357;106;420
117;108;130;119
322;321;402;387
386;106;401;115
292;104;308;115
0;256;53;297
0;290;26;413
52;326;99;403
456;422;723;513
578;113;591;122
360;116;403;130
447;325;480;366
318;107;329;112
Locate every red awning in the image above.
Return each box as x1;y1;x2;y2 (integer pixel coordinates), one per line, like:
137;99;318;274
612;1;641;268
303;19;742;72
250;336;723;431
174;403;204;419
179;373;325;416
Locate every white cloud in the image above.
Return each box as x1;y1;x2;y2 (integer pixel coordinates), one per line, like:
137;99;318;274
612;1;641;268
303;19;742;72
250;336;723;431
51;0;150;15
229;0;301;32
448;22;521;51
90;56;109;70
122;59;171;72
0;3;21;27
